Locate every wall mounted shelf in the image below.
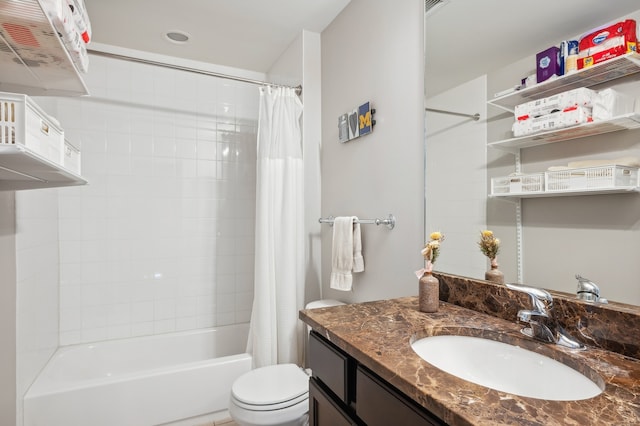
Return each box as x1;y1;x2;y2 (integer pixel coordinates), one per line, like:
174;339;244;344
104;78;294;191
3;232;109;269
487;53;640;283
490;187;639;200
488;113;640;153
0;145;86;191
0;0;89;96
488;53;640;112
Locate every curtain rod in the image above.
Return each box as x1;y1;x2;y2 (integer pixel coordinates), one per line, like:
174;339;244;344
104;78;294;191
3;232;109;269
87;49;302;96
425;107;480;121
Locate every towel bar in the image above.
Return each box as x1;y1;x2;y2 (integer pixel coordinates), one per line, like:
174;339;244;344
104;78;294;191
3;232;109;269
318;214;395;230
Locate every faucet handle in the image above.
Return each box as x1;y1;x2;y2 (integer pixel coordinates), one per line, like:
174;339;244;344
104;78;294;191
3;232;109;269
575;274;607;303
507;283;586;350
506;283;553;312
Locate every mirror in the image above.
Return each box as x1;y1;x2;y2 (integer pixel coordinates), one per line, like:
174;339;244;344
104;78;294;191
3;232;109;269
424;0;640;306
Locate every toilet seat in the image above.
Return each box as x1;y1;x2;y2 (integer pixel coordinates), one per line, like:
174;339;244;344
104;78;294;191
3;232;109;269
231;363;309;411
229;300;345;425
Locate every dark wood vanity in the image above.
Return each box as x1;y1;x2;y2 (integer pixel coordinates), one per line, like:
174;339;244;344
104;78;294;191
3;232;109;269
300;272;640;426
308;330;445;425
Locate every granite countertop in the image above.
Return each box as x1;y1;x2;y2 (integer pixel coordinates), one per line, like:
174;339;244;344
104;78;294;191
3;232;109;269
300;297;640;426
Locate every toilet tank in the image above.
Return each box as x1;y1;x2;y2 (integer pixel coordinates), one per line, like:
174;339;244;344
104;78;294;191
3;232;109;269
305;299;345;310
303;300;345;368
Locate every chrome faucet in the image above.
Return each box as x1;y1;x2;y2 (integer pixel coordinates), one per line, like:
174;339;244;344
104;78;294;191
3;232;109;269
506;283;585;350
575;274;607;303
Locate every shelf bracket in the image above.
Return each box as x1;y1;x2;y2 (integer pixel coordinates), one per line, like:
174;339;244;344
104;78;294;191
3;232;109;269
515;198;523;283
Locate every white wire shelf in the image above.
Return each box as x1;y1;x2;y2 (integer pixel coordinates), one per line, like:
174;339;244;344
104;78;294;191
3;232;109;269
490;186;640;199
488;53;640;112
0;145;86;191
488;113;640;153
0;0;89;96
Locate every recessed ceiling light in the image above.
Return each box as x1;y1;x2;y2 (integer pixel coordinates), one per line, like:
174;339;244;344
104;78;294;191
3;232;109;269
164;30;190;44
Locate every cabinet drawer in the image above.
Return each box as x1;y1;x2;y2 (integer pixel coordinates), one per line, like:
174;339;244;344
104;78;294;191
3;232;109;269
309;377;356;426
308;331;350;402
356;365;445;426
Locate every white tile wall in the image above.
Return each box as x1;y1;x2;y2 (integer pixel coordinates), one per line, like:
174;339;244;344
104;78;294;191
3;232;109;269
15;189;60;425
53;54;259;345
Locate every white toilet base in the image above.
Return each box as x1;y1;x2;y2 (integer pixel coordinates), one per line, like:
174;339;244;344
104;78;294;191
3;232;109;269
230;300;345;426
228;396;308;426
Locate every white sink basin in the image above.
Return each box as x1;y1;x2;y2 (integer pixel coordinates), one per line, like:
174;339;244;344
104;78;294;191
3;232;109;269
411;335;603;401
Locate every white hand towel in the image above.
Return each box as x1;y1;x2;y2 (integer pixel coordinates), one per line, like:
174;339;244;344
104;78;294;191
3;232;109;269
330;216;356;291
352;218;364;273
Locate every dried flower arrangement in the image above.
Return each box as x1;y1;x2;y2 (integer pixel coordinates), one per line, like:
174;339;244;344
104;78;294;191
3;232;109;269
420;231;444;273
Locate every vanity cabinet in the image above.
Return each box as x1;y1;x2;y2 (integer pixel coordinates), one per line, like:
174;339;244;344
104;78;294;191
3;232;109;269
309;378;355;426
488;52;640;199
308;331;446;426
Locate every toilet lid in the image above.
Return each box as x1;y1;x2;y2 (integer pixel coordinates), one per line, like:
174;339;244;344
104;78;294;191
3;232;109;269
231;363;309;406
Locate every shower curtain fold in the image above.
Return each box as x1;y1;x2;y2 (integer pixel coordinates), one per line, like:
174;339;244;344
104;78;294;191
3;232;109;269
247;86;304;368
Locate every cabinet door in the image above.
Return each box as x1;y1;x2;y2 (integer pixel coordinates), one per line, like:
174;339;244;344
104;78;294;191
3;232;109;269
309;331;351;402
309;377;356;426
356;365;446;426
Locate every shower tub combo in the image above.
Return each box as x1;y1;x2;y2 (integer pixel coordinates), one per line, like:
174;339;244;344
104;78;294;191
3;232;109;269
24;324;251;426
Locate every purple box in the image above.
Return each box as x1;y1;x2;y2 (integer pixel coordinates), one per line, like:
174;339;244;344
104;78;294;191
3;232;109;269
536;46;561;83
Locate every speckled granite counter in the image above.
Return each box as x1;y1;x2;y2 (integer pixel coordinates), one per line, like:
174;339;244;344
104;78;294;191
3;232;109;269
300;297;640;426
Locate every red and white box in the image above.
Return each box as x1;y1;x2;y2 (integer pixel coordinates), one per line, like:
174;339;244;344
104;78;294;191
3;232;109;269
577;19;637;69
515;87;597;120
512;106;593;137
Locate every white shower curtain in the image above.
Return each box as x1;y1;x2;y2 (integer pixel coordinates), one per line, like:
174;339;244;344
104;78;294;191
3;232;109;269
247;86;304;368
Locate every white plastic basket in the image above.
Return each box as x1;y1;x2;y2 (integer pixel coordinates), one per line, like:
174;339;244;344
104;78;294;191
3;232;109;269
62;140;81;175
0;91;65;165
491;173;545;195
545;165;639;192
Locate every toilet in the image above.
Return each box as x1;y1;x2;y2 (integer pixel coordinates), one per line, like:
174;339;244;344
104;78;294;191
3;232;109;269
229;299;345;426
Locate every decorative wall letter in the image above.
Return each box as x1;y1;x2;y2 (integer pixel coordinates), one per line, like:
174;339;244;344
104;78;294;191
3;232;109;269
338;101;375;143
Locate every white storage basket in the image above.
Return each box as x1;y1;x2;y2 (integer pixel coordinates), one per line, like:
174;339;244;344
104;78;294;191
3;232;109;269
545;165;639;192
0;91;64;165
62;140;81;175
491;173;545;195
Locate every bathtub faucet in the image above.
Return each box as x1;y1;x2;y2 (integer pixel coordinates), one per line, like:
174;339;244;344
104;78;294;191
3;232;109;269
506;283;585;350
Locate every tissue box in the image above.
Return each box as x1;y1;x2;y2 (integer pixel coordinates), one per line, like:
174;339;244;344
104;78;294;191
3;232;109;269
536;46;561;83
592;88;636;121
559;40;579;75
577;19;637;69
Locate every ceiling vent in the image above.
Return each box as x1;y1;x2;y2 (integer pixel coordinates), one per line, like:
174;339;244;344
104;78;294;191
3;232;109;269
424;0;449;16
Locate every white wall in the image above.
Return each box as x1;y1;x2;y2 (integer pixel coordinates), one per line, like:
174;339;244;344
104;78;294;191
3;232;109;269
486;10;640;304
14;190;60;426
48;50;261;345
321;0;425;302
0;192;16;426
425;75;488;279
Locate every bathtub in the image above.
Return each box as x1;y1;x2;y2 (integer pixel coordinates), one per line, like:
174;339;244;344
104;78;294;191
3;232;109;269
24;324;252;426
